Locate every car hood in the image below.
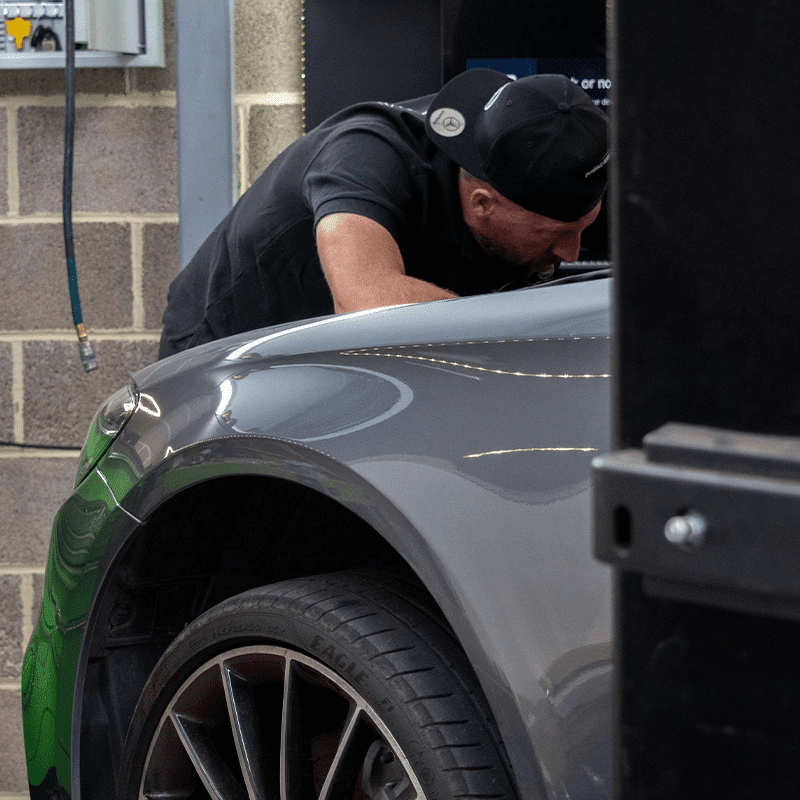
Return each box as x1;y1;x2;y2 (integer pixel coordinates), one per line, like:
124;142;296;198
134;278;612;390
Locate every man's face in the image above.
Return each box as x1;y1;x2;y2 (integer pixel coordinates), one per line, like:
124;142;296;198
464;188;602;279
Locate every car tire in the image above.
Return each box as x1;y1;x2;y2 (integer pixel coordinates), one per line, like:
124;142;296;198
116;571;518;800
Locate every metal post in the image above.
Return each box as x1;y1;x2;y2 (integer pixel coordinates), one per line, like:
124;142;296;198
175;0;236;268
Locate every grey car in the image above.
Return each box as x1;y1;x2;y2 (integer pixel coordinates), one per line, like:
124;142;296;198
22;273;613;800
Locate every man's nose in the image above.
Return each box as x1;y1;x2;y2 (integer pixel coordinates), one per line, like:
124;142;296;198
552;231;582;263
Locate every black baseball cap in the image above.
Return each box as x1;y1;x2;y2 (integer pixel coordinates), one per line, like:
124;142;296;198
426;69;609;222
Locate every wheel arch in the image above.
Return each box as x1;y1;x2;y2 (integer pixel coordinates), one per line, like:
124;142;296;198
76;437;532;797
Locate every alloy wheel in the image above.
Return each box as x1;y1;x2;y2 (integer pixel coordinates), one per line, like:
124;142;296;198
141;644;426;800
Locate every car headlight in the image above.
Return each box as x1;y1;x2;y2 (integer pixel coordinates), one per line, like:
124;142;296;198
74;384;138;487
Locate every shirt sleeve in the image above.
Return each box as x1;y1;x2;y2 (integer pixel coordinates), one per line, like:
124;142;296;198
302;129;418;246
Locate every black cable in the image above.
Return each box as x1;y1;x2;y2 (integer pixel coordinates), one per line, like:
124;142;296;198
0;441;81;451
64;0;97;372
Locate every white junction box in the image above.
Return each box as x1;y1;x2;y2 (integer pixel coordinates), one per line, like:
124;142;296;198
0;0;164;67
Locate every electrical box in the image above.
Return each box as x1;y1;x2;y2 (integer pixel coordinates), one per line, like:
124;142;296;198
0;0;164;67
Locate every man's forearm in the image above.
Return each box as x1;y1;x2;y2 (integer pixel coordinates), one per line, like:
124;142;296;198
316;212;458;314
332;273;457;314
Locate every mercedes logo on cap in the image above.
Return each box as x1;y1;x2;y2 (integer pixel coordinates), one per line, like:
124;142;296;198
430;107;466;138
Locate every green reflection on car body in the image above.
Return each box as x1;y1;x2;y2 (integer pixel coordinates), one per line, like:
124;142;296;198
22;466;124;791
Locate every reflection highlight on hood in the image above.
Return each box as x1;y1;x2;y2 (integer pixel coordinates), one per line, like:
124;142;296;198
216;363;413;442
340;339;610;379
225;306;404;361
464;447;599;459
216;378;235;417
138;392;162;417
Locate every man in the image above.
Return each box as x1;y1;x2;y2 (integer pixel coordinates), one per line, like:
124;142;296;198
159;68;608;358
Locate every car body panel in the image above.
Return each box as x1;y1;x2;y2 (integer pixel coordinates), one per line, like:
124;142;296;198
22;470;140;793
23;278;614;800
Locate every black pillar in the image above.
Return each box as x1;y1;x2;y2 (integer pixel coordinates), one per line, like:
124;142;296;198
612;2;800;446
597;2;800;797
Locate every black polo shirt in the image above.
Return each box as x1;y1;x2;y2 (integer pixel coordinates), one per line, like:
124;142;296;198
160;93;512;354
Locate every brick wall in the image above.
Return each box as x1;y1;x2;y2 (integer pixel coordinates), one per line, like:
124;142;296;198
0;1;302;795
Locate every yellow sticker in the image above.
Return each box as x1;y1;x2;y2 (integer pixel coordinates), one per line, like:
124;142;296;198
6;16;32;50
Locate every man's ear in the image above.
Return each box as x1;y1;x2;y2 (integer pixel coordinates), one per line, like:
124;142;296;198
469;187;497;219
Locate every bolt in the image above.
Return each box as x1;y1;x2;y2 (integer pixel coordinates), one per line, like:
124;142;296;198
664;512;707;549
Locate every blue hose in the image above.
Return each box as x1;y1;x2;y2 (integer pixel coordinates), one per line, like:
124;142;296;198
63;0;96;372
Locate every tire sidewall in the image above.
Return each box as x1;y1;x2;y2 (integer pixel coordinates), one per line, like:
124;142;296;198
119;602;447;799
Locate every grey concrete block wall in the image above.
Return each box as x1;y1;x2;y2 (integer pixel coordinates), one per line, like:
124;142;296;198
0;576;23;683
0;68;128;97
247;103;305;184
0;457;76;564
18;106;178;215
0;576;22;679
23;340;160;446
132;0;177;94
0;345;11;442
0;1;303;793
142;222;180;327
0;689;28;794
1;2;178;795
0;574;26;792
235;0;303;94
0;108;7;216
235;0;304;195
1;222;133;330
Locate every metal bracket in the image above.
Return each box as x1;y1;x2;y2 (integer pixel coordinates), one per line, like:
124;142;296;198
593;423;800;619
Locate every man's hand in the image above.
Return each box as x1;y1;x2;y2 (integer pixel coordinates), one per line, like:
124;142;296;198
315;213;458;314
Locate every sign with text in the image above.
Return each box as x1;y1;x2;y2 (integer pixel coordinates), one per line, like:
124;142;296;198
467;58;609;109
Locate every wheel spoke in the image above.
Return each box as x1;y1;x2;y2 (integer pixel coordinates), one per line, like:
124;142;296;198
172;711;249;800
317;706;377;800
223;661;274;800
280;658;317;800
140;714;200;800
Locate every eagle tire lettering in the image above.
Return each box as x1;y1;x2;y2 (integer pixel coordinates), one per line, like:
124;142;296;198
309;634;370;687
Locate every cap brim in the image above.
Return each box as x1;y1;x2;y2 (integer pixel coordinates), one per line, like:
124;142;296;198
425;69;513;181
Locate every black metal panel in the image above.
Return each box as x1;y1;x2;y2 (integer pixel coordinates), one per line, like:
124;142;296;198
612;1;800;449
594;424;800;615
603;2;800;796
441;0;606;82
304;0;441;131
596;423;800;796
613;571;800;799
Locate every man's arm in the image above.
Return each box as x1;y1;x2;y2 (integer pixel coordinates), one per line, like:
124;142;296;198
315;213;458;314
